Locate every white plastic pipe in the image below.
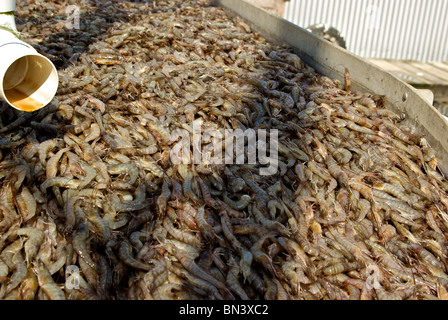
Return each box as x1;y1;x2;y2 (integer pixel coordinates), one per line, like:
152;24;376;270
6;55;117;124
0;0;58;112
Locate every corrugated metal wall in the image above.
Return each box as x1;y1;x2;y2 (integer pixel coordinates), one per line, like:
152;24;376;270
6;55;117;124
284;0;448;62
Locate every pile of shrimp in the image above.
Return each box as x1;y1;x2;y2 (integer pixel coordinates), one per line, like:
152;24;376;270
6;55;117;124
1;0;448;300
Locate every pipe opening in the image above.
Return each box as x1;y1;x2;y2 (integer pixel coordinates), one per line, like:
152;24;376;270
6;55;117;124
3;54;58;112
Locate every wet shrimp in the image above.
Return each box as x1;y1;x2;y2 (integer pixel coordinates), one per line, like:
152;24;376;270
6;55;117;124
34;260;66;300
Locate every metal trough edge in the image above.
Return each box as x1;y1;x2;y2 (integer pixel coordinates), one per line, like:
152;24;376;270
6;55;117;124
214;0;448;176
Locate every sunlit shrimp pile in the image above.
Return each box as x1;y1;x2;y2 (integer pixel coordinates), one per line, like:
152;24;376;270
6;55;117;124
1;0;448;300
